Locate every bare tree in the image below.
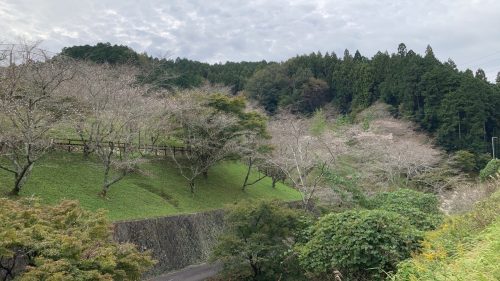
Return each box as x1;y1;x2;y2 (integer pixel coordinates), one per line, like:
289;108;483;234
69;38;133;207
350;131;441;187
0;43;74;195
240;134;269;191
268;113;339;210
166;90;243;193
335;113;443;190
70;63;149;197
258;163;287;188
137;95;171;156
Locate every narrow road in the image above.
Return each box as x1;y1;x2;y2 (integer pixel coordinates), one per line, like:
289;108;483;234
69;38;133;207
147;263;222;281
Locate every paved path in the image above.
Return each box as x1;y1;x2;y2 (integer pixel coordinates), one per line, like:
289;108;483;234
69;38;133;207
147;263;222;281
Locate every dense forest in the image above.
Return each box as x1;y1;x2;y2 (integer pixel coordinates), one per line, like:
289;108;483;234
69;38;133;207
61;42;269;92
61;43;500;156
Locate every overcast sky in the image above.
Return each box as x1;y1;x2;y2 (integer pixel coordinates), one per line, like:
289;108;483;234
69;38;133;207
1;0;499;81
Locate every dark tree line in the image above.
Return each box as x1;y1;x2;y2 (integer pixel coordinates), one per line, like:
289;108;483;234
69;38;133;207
61;42;500;155
61;42;141;64
61;43;268;92
245;44;500;155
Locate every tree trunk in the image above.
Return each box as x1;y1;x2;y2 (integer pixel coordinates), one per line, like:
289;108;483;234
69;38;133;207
249;256;260;280
272;177;278;189
100;164;127;197
10;163;33;196
100;166;110;197
11;177;22;196
242;158;253;191
83;142;91;158
189;179;195;194
100;185;109;197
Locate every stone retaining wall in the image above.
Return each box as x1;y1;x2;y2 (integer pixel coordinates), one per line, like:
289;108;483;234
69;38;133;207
113;209;225;277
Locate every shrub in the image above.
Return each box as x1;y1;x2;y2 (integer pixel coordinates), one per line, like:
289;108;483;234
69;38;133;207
310;109;328;136
211;200;308;281
297;210;422;280
479;159;500;181
451;150;476;172
0;198;154;280
390;189;500;281
475;153;492;171
367;189;443;230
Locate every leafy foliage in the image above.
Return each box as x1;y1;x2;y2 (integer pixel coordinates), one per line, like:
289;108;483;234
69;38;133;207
212;200;307;281
390;189;500;281
297;210;422;280
367;189;443;231
62;42;500;156
167;91;268;193
61;43;141;64
479;158;500;181
63;43;268;92
309;109;328;136
451;150;477;173
0;198;154;280
243;46;500;156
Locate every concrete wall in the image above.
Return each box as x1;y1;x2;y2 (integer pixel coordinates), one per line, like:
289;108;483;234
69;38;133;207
113;209;225;277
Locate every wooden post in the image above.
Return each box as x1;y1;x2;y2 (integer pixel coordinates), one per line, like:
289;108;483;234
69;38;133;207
138;130;141;152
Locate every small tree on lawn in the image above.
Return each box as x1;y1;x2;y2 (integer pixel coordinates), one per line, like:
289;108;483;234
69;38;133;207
0;43;74;195
71;63;150;197
166;90;243;193
205;93;270;191
240;134;270;191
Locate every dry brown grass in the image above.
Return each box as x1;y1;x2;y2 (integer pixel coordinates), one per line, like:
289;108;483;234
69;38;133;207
440;173;500;214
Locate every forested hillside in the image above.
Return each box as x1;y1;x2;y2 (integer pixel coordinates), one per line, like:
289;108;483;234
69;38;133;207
2;42;498;281
61;43;269;92
62;43;500;156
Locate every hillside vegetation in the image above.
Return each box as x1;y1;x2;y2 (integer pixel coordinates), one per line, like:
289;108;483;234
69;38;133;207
62;42;500;157
390;180;500;281
0;152;300;221
1;42;499;280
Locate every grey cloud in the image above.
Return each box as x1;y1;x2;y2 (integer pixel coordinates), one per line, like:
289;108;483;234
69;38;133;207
1;0;499;80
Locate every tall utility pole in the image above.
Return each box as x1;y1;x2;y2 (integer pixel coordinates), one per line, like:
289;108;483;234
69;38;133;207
493;137;498;159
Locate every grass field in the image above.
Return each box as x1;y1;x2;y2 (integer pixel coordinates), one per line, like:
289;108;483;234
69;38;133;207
0;152;301;221
390;189;500;280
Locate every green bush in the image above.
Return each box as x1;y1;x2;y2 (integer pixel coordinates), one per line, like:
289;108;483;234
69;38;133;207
389;189;500;281
212;200;308;281
310;109;328;136
0;198;154;280
479;159;500;181
297;210;422;280
451;150;476;172
367;189;443;231
475;153;493;171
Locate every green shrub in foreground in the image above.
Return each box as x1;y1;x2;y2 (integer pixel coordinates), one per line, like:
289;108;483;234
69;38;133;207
479;159;500;181
451;150;476;172
211;200;307;281
0;198;155;280
389;189;500;281
367;189;443;231
297;210;422;281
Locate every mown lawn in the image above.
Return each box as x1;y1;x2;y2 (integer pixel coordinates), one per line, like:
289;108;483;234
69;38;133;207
0;152;301;221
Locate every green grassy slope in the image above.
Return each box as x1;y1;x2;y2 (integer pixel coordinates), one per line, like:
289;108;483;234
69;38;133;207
0;152;301;221
443;220;500;280
390;190;500;281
